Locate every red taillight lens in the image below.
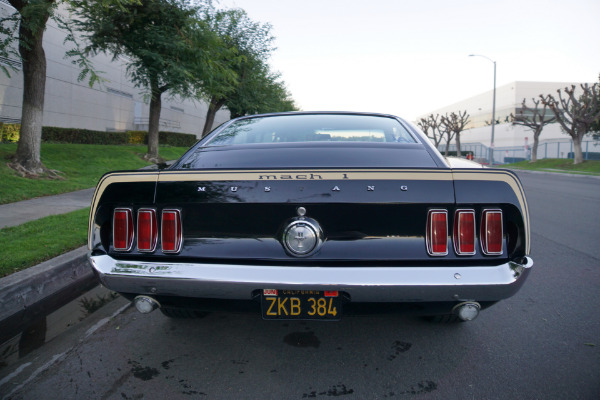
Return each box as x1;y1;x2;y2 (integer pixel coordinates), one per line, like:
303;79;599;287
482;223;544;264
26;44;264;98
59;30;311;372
162;209;182;253
427;210;448;256
454;210;476;255
113;208;133;251
481;210;503;255
137;209;157;252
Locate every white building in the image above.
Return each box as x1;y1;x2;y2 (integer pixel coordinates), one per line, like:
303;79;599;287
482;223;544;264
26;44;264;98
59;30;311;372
0;2;229;136
418;81;599;163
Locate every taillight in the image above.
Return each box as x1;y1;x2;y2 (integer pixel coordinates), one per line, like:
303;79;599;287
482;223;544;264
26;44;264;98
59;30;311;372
427;209;448;256
137;209;157;252
113;208;133;251
454;210;476;255
162;209;182;253
481;210;503;255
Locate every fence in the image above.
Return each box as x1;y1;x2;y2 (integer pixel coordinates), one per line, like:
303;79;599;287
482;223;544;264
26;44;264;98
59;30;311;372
440;138;600;165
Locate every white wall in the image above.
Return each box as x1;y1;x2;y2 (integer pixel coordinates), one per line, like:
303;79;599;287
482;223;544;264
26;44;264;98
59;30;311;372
460;122;569;149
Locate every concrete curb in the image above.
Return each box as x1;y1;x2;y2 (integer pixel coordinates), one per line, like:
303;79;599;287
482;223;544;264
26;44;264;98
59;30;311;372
0;246;97;343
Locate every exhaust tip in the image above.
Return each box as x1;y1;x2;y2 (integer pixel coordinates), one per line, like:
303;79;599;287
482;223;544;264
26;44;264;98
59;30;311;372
134;295;160;314
452;302;481;321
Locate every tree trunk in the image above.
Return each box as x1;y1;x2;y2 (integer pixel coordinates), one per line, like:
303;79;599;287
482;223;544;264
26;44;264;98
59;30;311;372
202;97;226;137
572;134;584;165
445;139;450;156
13;13;49;175
455;132;461;157
531;127;541;163
147;83;162;161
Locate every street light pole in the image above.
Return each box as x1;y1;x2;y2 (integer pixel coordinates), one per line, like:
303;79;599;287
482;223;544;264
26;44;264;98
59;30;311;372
469;54;496;166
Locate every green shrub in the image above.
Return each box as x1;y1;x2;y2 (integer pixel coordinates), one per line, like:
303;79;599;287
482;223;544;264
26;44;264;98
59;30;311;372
159;131;198;147
39;126;197;147
0;123;20;143
42;127;129;145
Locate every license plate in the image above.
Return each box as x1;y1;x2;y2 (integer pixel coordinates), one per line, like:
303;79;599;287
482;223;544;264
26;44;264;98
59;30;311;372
261;289;342;320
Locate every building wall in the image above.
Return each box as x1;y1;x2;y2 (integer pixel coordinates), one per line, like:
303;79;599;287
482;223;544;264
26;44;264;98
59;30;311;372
456;122;568;148
0;3;229;137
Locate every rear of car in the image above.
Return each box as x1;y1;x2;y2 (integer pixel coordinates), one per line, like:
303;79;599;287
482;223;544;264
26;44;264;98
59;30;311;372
88;112;533;321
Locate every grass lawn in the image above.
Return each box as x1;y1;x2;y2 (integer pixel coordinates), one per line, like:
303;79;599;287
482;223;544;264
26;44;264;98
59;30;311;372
0;143;188;204
503;158;600;175
0;208;89;277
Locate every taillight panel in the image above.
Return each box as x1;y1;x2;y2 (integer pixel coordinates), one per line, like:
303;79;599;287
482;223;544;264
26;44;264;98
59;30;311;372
112;206;504;258
427;208;504;257
112;207;183;254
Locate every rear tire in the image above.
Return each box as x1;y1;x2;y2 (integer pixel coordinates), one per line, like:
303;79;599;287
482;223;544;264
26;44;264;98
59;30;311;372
159;307;209;319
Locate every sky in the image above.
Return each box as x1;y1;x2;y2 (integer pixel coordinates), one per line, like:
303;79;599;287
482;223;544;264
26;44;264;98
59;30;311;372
220;0;600;121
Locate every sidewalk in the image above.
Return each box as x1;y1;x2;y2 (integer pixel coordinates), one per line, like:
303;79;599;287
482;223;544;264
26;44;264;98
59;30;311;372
0;188;95;229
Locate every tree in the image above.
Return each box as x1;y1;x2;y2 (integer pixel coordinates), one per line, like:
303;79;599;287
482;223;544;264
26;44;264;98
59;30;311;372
541;83;600;164
0;0;121;176
440;111;470;157
199;8;275;136
510;98;556;162
590;75;600;134
417;114;444;148
71;0;227;161
224;61;298;119
255;76;298;114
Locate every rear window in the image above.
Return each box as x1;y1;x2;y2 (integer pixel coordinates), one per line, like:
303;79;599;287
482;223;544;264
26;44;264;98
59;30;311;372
203;114;416;146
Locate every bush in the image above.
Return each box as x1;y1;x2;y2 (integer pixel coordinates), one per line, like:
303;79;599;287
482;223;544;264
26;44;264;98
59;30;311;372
159;131;198;147
42;127;128;145
39;126;198;147
0;123;20;143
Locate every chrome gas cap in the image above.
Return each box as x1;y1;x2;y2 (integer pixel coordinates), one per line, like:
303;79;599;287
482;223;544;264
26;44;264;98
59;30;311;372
284;221;318;255
282;207;324;257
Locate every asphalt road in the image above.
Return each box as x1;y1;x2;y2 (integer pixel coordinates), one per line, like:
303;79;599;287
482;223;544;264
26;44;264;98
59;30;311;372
2;171;599;400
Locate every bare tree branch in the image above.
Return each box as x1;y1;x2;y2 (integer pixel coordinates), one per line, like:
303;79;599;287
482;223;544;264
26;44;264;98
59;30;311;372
510;98;556;162
540;83;600;164
440;110;470;157
417;114;445;148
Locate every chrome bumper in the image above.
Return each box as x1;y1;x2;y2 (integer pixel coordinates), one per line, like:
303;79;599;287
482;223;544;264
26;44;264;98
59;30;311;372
88;255;533;303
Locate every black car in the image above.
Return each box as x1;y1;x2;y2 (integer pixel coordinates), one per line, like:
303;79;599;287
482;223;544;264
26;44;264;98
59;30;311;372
88;112;533;322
